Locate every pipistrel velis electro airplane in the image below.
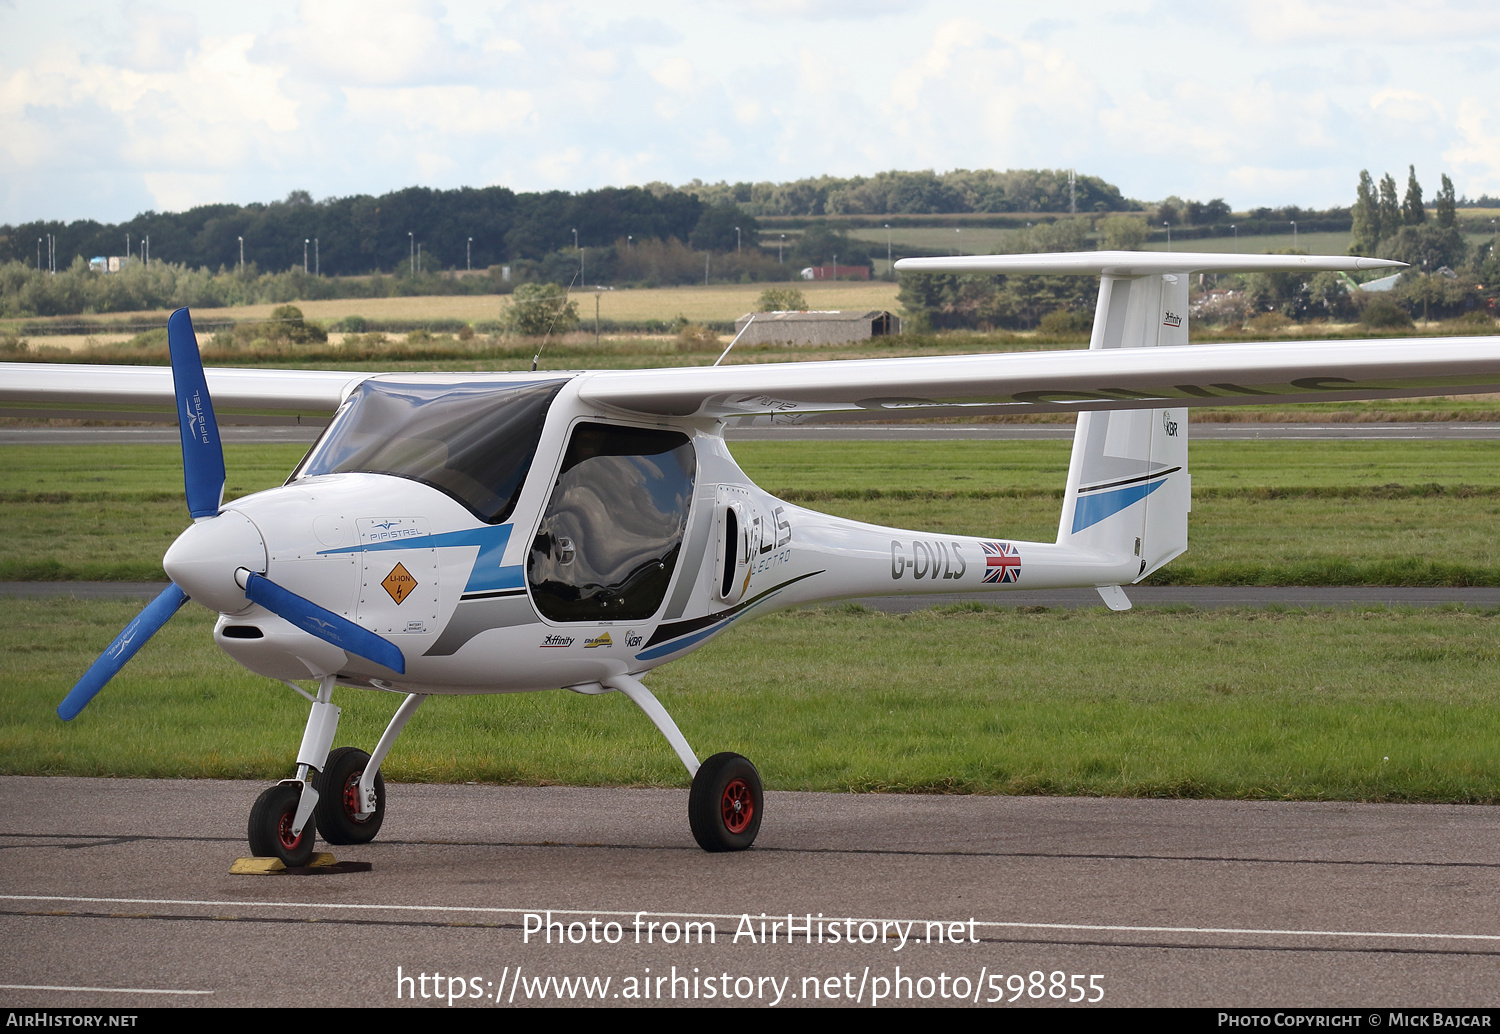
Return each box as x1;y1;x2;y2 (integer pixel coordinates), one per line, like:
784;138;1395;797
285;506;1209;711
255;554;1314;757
11;251;1500;865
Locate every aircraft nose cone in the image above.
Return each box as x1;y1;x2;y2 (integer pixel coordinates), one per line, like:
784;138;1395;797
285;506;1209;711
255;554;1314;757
163;510;267;613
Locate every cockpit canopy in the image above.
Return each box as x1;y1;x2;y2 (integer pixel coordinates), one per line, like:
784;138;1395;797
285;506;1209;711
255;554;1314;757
292;378;566;523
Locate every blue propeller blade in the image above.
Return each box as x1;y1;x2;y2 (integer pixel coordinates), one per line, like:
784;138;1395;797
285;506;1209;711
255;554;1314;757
58;583;190;721
167;307;226;520
243;572;406;675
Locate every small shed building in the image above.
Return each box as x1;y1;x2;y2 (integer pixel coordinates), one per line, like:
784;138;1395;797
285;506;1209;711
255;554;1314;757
732;309;900;347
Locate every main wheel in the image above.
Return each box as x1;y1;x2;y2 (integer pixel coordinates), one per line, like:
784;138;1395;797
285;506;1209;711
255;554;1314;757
247;783;316;867
314;746;385;845
688;752;763;852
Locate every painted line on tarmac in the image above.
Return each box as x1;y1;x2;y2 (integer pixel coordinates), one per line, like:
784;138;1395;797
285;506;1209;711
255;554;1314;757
0;983;212;995
6;894;1499;948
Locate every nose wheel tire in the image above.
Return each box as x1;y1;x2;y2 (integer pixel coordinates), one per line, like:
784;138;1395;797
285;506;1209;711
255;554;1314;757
688;752;763;852
248;783;316;867
314;746;385;845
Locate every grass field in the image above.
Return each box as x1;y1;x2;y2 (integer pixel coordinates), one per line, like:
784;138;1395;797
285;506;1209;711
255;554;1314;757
5;280;903;335
6;599;1500;800
4;439;1499;585
4;435;1499;798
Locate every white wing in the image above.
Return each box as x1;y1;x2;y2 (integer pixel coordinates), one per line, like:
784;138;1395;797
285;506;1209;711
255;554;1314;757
1;364;365;418
893;251;1405;276
575;337;1500;420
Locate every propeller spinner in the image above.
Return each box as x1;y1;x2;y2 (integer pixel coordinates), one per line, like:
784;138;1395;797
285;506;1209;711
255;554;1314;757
57;309;405;721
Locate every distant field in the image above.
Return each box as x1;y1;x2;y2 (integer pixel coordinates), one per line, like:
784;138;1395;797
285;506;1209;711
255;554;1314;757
856;226;1499;260
8;281;903;334
845;224;1361;257
1143;230;1351;255
849;225;1052;255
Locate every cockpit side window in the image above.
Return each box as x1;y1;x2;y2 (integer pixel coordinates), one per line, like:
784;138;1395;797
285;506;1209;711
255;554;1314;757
528;422;696;622
292;379;564;524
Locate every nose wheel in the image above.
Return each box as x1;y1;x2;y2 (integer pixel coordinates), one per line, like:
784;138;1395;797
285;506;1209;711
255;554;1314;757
689;752;763;852
248;783;316;867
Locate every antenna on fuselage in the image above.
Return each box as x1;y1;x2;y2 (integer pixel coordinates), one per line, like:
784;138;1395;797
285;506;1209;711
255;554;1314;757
532;269;581;372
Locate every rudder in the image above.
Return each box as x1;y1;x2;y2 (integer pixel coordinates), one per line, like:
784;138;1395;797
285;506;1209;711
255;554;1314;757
1056;270;1191;580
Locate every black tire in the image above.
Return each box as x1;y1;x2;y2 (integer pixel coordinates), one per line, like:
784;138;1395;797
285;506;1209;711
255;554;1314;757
314;746;385;845
247;783;316;867
688;752;763;852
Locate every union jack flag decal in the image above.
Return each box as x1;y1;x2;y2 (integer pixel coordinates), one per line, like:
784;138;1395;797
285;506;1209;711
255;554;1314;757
981;541;1021;584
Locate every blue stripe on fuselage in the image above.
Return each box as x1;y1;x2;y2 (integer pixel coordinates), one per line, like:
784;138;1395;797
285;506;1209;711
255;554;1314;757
317;525;520;593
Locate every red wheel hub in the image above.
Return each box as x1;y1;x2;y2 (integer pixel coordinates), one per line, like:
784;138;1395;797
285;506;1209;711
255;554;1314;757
341;770;368;823
276;807;304;851
720;777;754;834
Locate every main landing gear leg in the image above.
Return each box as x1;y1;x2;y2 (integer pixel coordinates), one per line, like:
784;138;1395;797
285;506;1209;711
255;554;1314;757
315;692;427;846
248;674;340;866
603;673;763;853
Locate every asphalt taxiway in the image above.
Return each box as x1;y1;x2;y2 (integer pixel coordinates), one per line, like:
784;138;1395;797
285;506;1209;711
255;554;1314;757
4;777;1500;1008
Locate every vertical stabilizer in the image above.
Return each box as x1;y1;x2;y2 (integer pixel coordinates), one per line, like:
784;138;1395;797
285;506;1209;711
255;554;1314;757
1056;272;1190;580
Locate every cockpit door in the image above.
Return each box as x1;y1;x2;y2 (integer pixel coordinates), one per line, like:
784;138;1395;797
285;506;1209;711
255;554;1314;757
527;422;697;623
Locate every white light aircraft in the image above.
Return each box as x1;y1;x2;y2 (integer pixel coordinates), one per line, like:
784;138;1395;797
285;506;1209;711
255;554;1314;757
10;251;1500;865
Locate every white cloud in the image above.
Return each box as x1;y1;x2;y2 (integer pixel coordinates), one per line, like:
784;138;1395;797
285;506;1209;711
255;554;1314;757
269;0;473;86
6;0;1500;221
343;86;535;136
1243;0;1500;44
649;56;695;93
1369;88;1445;126
1445;98;1500;195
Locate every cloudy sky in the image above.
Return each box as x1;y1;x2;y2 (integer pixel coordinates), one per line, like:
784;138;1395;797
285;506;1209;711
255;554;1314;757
3;0;1499;224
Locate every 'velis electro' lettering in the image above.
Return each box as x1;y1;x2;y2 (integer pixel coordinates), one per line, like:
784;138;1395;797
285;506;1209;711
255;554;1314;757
753;506;793;555
890;540;967;580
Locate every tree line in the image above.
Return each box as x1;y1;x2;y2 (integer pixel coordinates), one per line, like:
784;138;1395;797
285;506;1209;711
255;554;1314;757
0;169;1143;281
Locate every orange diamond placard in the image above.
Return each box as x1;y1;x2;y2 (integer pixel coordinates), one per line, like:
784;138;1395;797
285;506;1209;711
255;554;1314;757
381;563;418;604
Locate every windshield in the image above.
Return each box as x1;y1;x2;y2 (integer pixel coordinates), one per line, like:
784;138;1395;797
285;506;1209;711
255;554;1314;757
292;378;566;523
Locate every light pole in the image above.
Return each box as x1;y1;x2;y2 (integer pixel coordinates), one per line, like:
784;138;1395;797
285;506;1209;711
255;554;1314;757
303;238;309;274
955;227;961;255
314;238;319;276
1290;220;1298;249
467;237;472;272
1230;225;1237;252
238;236;244;271
885;223;891;273
573;228;582;280
778;234;785;264
1163;222;1171;252
627;235;633;249
36;238;41;270
408;232;414;276
735;226;741;252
